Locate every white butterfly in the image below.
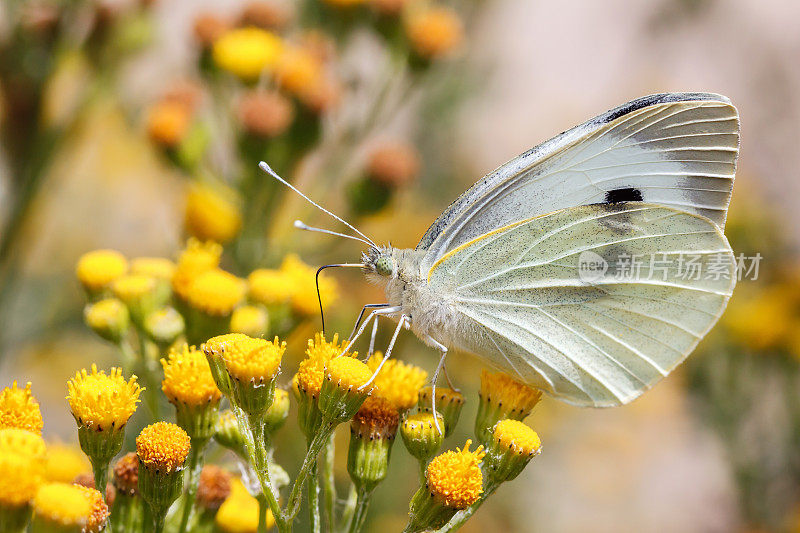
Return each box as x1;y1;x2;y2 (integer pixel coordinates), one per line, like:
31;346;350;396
261;92;739;411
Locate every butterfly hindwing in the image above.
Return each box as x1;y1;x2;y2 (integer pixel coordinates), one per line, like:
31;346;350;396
417;93;739;273
427;203;736;406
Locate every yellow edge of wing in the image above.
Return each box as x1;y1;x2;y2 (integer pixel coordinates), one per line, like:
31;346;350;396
427;215;545;282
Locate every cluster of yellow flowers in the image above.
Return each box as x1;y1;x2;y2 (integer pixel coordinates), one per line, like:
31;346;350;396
2;284;543;533
76;241;338;351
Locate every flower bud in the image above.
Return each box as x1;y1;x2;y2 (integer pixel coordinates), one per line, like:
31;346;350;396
213;410;247;459
417;386;464;437
111;274;161;327
230;305;269;339
347;397;399;491
264;388;290;434
143;307;185;347
401;412;444;464
84;299;130;344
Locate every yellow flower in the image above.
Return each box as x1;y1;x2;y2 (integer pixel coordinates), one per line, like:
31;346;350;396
479;370;542;417
186;268;246;316
476;370;541;445
493;419;541;457
0;429;46;507
146;100;192;147
224;337;285;383
44;443;91;483
426;440;484;509
280;254;338;315
203;334;270;395
0;449;45;507
318;357;374;422
32;482;109;533
76;249;128;292
136;422;191;474
130;257;176;280
230;305;269;338
367;352;427;410
112;273;157;302
248;268;294;306
213;27;283;81
215;479;274;533
172;239;223;301
275;46;323;96
0;381;43;434
161;345;222;407
326;356;373;390
204;334;269;363
296;333;356;398
67;365;142;431
404;6;463;59
185;183;243;244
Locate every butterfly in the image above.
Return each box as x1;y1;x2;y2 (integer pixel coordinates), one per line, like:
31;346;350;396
261;92;739;412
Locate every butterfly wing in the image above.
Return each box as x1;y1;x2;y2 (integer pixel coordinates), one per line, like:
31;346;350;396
417;93;739;273
427;203;736;406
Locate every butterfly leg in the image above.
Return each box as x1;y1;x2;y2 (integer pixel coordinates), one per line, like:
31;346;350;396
360;315;407;391
348;303;390;343
442;362;460;393
420;333;451;435
367;317;379;358
340;305;401;357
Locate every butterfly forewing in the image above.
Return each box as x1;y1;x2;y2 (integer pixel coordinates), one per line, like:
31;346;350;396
427;203;736;407
417;93;739;273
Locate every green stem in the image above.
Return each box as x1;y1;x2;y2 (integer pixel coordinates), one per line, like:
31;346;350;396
308;463;321;533
256;494;270;533
285;423;334;522
338;485;357;533
137;333;161;421
117;340;137;378
177;438;207;533
418;460;427;485
435;481;499;533
322;434;336;533
91;459;109;503
153;514;165;533
240;410;287;532
347;487;372;533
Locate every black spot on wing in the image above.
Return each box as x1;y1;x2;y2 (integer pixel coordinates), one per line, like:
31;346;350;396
605;187;643;204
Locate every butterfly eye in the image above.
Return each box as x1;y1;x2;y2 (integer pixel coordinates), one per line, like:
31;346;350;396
375;256;394;276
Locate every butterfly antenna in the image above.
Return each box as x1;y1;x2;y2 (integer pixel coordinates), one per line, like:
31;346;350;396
259;161;378;248
316;263;364;335
294;220;374;247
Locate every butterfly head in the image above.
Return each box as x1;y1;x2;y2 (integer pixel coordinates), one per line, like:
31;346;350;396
362;246;397;278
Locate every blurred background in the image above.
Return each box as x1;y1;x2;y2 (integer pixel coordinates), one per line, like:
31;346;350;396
2;0;800;532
